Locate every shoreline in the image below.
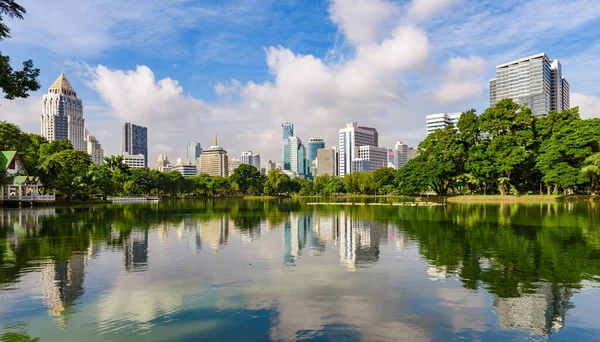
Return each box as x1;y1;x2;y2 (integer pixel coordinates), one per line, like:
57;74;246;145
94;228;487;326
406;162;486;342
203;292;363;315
446;195;599;203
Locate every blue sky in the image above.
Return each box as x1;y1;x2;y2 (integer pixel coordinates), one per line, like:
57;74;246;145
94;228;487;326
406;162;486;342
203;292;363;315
1;0;600;164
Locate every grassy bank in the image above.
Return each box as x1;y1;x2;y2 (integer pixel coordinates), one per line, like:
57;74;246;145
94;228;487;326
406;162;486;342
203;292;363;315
242;195;280;200
446;195;599;203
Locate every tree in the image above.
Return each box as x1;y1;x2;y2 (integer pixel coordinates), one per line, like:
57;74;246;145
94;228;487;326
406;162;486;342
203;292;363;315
88;164;114;200
323;177;345;195
468;99;536;195
372;167;395;193
537;119;600;194
313;174;331;195
0;0;41;99
264;169;291;196
104;155;129;174
582;152;600;195
415;126;466;195
230;164;262;195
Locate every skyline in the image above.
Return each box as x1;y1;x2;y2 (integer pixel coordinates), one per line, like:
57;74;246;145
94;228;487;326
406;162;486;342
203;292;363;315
1;0;599;163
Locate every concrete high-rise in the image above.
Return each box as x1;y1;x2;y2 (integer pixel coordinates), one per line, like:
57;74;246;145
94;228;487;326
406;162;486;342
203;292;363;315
316;147;338;177
228;158;241;175
426;112;462;135
357;146;387;172
338;122;378;176
394;141;417;169
307;138;325;166
41;71;85;151
155;155;171;172
84;129;103;164
122;123;148;167
240;151;253;165
490;52;569;116
199;134;228;177
252;154;260;171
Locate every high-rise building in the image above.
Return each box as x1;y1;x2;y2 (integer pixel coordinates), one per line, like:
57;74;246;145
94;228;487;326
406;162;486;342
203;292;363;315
338;122;379;176
282;122;295;170
316;148;338;177
282;122;294;139
155;155;171;172
41;71;85;151
84;129;103;164
490;52;569;116
228;158;241;175
187;142;202;164
240;151;253;165
252;154;260;171
123;154;145;169
307;138;325;166
426;112;462;135
394;141;417;169
122;123;148;167
288;137;310;178
388;149;395;164
357;145;387;171
266;160;277;172
199;135;228;177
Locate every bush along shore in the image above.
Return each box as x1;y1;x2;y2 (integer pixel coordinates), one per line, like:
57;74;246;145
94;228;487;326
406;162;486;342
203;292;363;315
2;100;599;202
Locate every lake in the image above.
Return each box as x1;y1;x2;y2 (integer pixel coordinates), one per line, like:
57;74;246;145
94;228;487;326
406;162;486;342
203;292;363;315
1;199;599;341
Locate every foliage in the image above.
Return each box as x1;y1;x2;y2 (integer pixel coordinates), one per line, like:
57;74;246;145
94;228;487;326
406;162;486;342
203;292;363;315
0;0;41;99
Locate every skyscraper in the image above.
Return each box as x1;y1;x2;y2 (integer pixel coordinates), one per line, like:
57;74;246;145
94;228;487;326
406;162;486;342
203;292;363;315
316;147;338;176
155;155;171;172
122;122;148;167
357;146;387;171
187;142;202;163
490;52;569;116
307;138;325;166
338;122;378;176
426;112;462;135
228;158;241;175
394;141;417;169
252;154;260;171
282;122;295;170
84;129;104;164
199;134;229;177
41;71;85;151
240;151;253;165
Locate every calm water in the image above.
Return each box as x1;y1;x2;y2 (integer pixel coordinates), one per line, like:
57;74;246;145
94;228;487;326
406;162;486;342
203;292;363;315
1;199;599;341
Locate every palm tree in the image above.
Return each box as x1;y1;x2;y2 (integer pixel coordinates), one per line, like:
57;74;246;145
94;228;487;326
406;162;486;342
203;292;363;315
581;152;600;195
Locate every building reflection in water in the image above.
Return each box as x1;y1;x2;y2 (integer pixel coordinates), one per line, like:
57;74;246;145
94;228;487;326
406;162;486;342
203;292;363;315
281;211;407;271
41;242;100;328
124;229;149;272
494;284;573;336
199;216;230;254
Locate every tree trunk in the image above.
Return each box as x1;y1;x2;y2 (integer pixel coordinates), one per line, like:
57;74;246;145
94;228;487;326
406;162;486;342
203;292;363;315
499;187;507;196
547;186;551;196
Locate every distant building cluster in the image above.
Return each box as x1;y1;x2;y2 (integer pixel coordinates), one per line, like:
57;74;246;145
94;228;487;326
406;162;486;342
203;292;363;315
38;52;570;178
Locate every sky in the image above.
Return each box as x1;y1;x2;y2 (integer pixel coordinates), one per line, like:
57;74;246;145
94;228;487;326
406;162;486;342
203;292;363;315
1;0;600;165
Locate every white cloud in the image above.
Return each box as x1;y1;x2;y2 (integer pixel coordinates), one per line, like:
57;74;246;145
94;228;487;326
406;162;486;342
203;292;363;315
435;56;486;103
0;97;40;133
408;0;462;20
571;93;600;119
329;0;400;45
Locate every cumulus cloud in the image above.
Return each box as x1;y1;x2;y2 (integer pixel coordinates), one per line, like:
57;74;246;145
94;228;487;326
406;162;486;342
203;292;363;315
435;56;486;103
329;0;400;45
571;93;600;119
408;0;461;20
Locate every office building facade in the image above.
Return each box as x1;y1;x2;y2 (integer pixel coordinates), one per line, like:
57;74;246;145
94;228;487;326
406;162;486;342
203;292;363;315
155;155;171;172
316;147;338;177
252;154;260;171
199;135;228;177
122;123;148;167
338;122;379;176
490;52;569;116
41;71;85;151
307;138;325;165
172;164;197;178
228;158;241;175
357;145;387;172
187;142;202;163
123;154;145;169
426;112;462;135
394;141;417;169
84;129;104;164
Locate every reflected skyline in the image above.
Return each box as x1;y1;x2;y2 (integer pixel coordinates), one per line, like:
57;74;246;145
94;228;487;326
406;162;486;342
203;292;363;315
0;201;599;340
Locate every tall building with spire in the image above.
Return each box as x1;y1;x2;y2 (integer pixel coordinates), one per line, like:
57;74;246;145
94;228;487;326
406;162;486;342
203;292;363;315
199;134;229;177
41;71;85;151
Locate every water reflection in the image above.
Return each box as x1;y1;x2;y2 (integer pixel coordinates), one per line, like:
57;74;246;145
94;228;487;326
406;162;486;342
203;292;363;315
0;200;599;340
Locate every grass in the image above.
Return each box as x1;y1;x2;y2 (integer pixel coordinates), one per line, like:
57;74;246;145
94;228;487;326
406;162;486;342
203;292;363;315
242;195;280;200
